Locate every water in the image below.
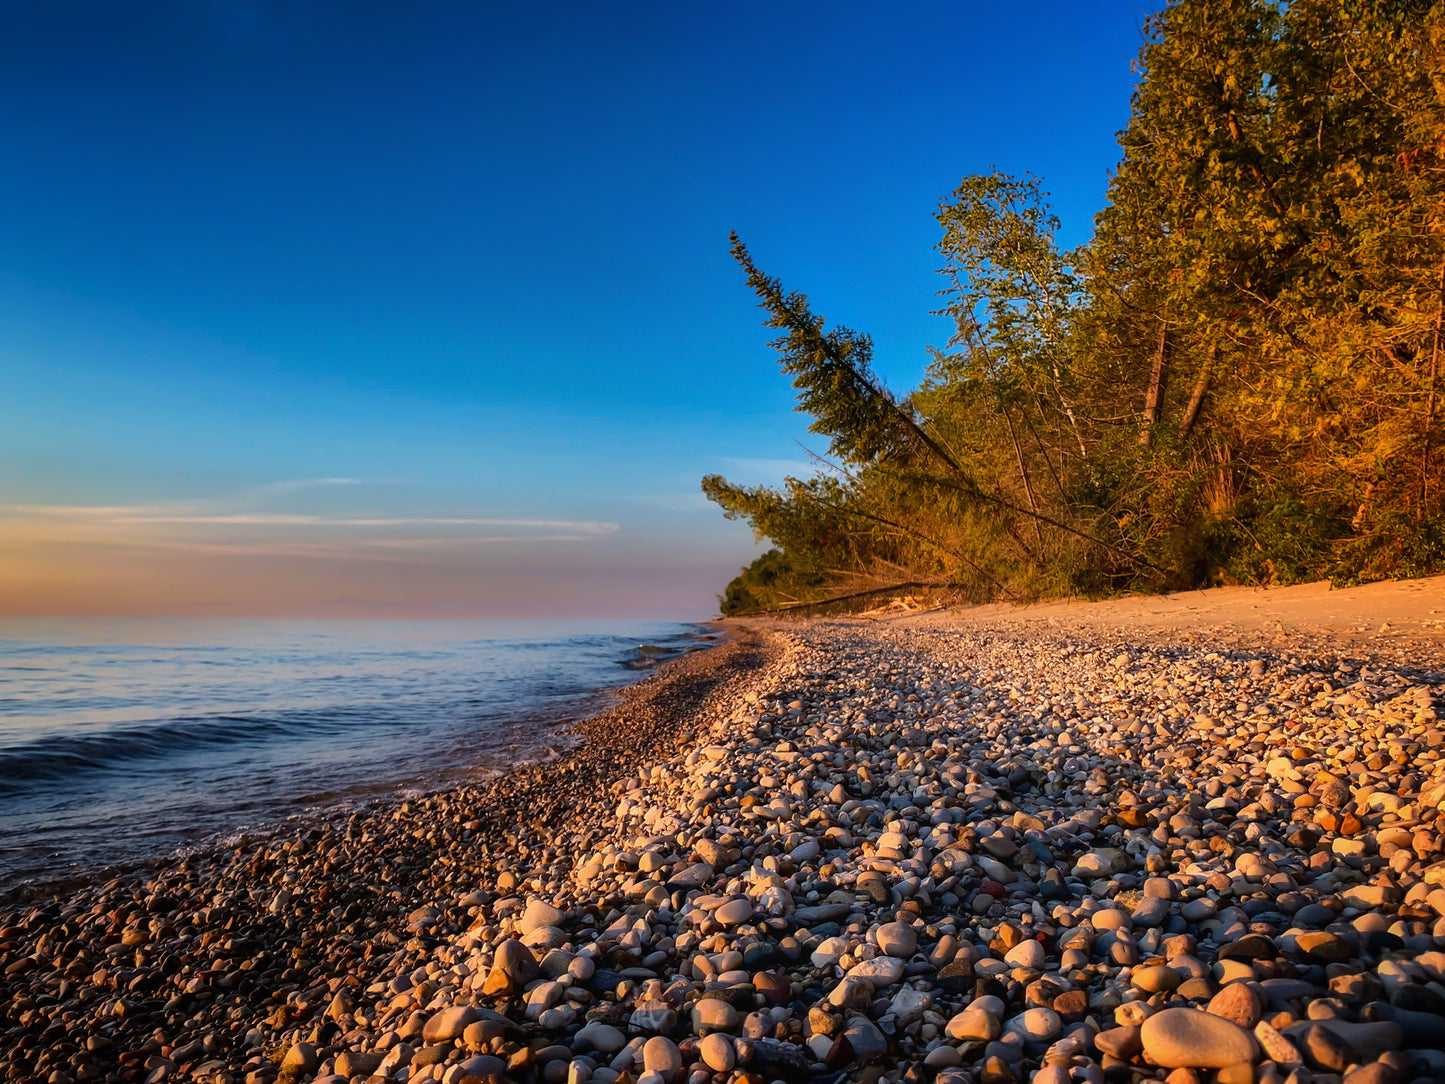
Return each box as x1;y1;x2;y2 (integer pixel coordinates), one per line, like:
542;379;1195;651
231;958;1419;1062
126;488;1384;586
0;618;713;889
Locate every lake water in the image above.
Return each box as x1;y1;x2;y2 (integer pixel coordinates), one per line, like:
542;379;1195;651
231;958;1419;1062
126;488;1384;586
0;618;712;889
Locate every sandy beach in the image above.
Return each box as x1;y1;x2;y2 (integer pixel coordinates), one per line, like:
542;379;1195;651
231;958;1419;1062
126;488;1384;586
6;578;1445;1084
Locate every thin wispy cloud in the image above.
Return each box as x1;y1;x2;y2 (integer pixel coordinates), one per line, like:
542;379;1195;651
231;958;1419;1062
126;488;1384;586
0;486;619;560
0;507;617;533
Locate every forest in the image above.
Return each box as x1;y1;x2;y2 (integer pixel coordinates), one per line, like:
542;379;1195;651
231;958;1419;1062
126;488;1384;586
705;0;1445;615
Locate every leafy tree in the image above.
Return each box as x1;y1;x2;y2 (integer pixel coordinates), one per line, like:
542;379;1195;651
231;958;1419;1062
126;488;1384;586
705;0;1445;609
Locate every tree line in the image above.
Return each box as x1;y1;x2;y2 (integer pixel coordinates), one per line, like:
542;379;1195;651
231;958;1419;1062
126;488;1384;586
705;0;1445;615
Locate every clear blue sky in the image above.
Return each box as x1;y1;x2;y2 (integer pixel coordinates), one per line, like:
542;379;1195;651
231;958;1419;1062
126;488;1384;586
0;1;1152;617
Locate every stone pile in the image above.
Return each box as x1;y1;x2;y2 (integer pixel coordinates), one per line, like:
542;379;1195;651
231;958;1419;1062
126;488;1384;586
6;619;1445;1084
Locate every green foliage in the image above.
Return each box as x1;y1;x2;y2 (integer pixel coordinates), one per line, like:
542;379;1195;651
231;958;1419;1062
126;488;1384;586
705;0;1445;613
729;233;921;470
717;549;827;615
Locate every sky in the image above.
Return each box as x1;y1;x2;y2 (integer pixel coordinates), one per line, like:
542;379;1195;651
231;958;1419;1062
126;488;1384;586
0;1;1153;618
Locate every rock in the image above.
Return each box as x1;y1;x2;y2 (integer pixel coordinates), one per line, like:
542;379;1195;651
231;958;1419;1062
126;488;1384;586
1296;931;1352;964
692;998;739;1032
1132;896;1172;927
946;1009;1001;1042
1006;1007;1061;1043
1004;940;1045;970
1286;1019;1403;1059
835;1018;888;1064
698;1033;736;1072
576;1022;627;1053
518;898;565;934
1207;983;1261;1028
1134;964;1183;994
876;921;918;958
793;904;852;924
754;970;791;1006
1141;1007;1261;1069
629;1001;677;1032
1342;1065;1401;1084
422;1005;478;1044
333;1052;383;1077
459;1055;508;1077
487;938;539;991
937;959;974;993
714;898;753;926
827;976;875;1010
641;1036;682;1079
1252;1021;1301;1065
1300;1022;1354;1073
1294;903;1337;927
848;954;905;987
18;601;1445;1084
666;863;714;890
1094;1025;1143;1059
279;1043;317;1076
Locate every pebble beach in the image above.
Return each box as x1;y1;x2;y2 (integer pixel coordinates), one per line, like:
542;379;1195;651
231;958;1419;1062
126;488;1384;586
7;602;1445;1084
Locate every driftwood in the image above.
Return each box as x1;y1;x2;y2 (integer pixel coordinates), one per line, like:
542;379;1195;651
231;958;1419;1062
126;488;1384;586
738;581;965;616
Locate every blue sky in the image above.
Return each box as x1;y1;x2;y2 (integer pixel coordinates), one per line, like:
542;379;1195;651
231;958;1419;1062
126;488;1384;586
0;1;1152;617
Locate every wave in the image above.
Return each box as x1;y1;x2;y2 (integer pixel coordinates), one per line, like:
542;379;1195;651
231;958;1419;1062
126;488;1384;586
0;709;379;795
619;628;712;670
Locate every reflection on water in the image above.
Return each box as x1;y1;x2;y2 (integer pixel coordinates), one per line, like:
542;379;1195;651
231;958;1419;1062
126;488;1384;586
0;617;710;887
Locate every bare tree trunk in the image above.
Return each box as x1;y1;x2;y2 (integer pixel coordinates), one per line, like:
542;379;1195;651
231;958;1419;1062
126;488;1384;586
1181;343;1215;438
1003;405;1045;548
1020;406;1068;501
1139;319;1172;446
748;580;974;615
1421;258;1445;512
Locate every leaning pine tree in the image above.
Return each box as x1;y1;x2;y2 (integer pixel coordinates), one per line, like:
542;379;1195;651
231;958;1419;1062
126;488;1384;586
705;233;1151;613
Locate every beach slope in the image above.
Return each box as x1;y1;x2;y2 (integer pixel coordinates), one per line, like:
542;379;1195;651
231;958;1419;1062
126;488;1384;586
6;586;1445;1084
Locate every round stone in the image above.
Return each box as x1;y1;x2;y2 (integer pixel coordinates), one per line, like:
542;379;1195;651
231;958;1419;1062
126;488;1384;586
1206;983;1261;1028
518;899;565;934
946;1009;1001;1042
877;921;918;958
1132;964;1182;994
576;1022;626;1053
692;998;739;1032
1008;1007;1061;1043
422;1005;478;1044
698;1033;736;1072
1004;940;1045;970
1141;1007;1261;1069
641;1035;682;1077
714;898;753;926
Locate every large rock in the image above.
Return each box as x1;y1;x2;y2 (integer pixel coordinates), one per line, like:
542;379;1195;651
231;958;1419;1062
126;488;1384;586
1004;940;1045;970
422;1005;477;1044
642;1035;683;1078
876;921;918;959
946;1009;1000;1042
848;955;905;987
517;899;564;934
1284;1019;1404;1060
1141;1008;1260;1069
575;1022;626;1053
280;1043;317;1076
333;1052;383;1077
698;1033;736;1072
1207;983;1262;1028
714;898;754;926
484;938;539;993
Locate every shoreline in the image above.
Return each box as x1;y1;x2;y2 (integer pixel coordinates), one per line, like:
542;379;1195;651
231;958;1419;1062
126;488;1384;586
0;621;724;896
5;599;1445;1084
0;622;782;1082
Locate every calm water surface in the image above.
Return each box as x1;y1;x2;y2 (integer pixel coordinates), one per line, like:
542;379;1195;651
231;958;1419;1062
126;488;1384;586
0;618;711;888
